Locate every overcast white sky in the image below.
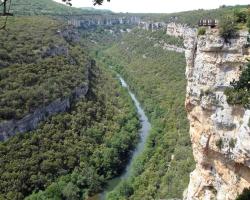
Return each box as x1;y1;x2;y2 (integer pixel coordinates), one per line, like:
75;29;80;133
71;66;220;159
53;0;249;13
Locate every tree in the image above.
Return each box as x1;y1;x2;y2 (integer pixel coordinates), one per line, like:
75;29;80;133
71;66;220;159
219;16;238;42
225;62;250;108
62;182;80;200
236;188;250;200
234;9;247;23
62;0;110;6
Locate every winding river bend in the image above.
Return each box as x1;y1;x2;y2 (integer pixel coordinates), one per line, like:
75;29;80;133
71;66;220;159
98;75;151;199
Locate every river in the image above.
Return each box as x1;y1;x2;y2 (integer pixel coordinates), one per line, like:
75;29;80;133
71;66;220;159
97;75;151;199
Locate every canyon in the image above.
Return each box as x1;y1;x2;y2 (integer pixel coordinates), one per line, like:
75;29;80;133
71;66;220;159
1;10;250;199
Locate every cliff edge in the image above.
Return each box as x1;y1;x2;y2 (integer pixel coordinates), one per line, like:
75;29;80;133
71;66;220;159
184;28;250;199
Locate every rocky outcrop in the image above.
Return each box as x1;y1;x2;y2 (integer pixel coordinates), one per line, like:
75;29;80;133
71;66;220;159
138;21;197;37
184;28;250;200
152;42;185;53
166;22;197;39
42;44;68;58
0;61;92;142
59;27;81;43
160;43;185;53
68;16;141;29
138;22;197;54
138;21;167;31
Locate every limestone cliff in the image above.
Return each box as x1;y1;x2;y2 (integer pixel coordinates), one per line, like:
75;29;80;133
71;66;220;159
111;20;250;199
68;16;140;29
184;28;250;200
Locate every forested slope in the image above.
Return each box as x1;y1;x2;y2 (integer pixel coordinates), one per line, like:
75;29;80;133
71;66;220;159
9;0;105;16
99;29;195;199
0;16;89;121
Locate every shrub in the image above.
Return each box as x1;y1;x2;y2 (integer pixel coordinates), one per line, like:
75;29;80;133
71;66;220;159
247;16;250;31
219;16;238;41
215;138;223;150
225;88;250;108
236;188;250;200
198;27;206;36
229;138;237;149
234;9;247;23
225;62;250;108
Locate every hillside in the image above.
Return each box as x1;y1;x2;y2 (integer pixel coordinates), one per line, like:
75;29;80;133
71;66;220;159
8;0;111;16
139;5;249;26
0;16;88;123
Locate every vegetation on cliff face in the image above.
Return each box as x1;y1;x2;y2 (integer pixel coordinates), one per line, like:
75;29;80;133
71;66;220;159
225;62;250;108
98;29;194;199
0;17;89;121
0;64;140;200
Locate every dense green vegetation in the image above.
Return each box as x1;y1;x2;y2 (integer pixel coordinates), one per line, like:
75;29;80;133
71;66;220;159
97;29;194;199
0;64;140;200
0;17;89;121
225;62;250;109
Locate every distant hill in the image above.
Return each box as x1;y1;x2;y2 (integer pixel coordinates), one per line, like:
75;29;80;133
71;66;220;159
139;4;250;26
80;7;113;14
9;0;110;16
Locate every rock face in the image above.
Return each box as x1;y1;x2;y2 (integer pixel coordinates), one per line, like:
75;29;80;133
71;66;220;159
138;21;197;37
68;16;141;29
0;61;92;142
42;44;69;58
138;21;167;31
138;22;195;53
59;27;81;43
184;28;250;200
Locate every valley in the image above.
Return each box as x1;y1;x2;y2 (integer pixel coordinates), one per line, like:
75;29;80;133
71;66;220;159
0;1;249;200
